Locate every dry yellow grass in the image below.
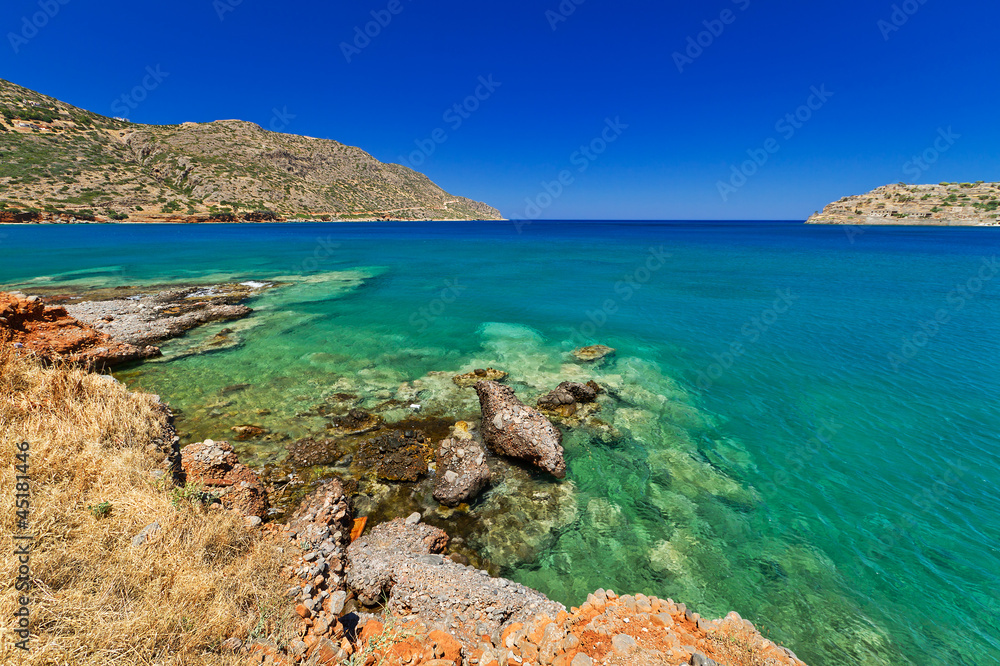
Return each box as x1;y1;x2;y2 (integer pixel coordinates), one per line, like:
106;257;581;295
707;621;787;666
0;340;293;665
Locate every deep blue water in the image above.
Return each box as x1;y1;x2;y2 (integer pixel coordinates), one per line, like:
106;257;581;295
2;220;998;665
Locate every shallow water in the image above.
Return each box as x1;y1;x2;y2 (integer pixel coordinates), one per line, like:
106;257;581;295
2;220;998;665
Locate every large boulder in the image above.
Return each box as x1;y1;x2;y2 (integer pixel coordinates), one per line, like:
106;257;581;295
180;439;269;518
537;381;599;413
474;381;566;478
433;437;491;507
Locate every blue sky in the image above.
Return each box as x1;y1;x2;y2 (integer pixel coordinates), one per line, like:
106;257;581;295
2;0;998;219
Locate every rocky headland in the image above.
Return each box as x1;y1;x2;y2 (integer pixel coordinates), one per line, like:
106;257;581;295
807;181;1000;226
0;77;501;223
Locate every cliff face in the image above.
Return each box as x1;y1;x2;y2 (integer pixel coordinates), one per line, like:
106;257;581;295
0;78;501;222
807;182;1000;226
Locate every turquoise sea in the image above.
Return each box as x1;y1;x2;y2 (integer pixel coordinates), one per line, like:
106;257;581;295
2;220;998;665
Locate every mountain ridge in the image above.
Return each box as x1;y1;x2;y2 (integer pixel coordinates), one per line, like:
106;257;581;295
0;78;502;223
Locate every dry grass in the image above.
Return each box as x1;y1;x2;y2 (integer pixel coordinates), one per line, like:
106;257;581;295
0;340;293;665
707;621;786;666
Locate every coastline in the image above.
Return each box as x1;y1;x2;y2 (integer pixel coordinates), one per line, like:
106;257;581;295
7;221;996;665
0;300;808;665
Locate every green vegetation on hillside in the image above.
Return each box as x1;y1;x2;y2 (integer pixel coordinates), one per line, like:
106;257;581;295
0;78;500;221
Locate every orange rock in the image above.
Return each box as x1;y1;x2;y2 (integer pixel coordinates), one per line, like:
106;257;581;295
528;614;552;644
351;515;368;542
360;619;384;644
311;637;340;664
0;292;159;368
180;439;269;518
428;630;463;663
500;622;524;650
389;638;423;664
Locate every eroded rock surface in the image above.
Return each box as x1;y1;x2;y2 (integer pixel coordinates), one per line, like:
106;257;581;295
287;436;343;467
356;429;432;482
474;380;566;479
433;437;491;507
537;381;599;415
346;518;564;646
0;291;160;368
180;439;269;518
62;282;266;347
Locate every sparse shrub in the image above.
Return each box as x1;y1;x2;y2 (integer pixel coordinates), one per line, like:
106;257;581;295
88;501;113;519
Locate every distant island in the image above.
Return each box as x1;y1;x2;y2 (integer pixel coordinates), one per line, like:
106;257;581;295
807;181;1000;226
0;78;501;224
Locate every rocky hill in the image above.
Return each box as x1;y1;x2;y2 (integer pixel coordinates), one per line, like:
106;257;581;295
807;181;1000;226
0;78;501;223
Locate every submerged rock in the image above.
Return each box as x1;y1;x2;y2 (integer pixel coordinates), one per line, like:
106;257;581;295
474;380;566;478
469;469;579;567
356;429;432;482
286;436;343;467
230;424;267;440
433;437;491;507
572;344;616;362
326;408;381;436
452;367;508;388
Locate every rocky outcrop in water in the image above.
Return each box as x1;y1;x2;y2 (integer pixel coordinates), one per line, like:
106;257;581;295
537;381;599;416
433;437;491;507
474;380;566;479
452;367;508;388
0;291;160;368
571;345;615;362
62;283;266;347
179;439;269;519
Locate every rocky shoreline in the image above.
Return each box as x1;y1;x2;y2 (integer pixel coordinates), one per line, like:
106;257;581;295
1;289;809;665
0;282;273;367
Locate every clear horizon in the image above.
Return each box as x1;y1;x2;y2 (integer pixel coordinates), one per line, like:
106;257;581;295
3;0;997;220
